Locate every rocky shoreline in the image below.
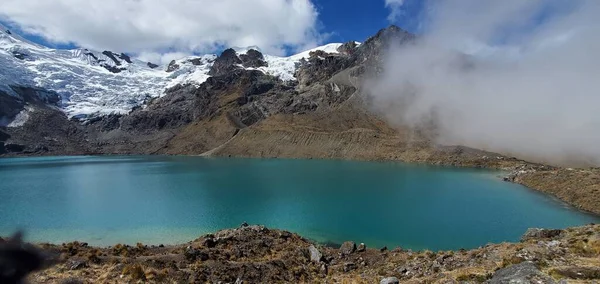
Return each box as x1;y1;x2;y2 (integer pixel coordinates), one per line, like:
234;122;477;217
7;224;598;283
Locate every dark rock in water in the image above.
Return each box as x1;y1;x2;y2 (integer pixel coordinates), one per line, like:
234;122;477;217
521;228;563;241
5;143;25;153
240;221;249;227
357;243;366;252
379;246;388;252
239;49;267;68
308;245;323;263
166;60;180;72
118;53;132;64
68;260;88;270
488;262;555;284
147;62;159;69
343;262;357;272
380;276;400;284
339;241;356;256
209;48;242;76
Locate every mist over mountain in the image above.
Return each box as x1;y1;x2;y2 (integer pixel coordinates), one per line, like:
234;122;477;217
369;0;600;166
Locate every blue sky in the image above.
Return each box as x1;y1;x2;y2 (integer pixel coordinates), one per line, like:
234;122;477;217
1;0;426;53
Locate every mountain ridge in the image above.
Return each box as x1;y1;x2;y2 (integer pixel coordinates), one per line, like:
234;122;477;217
1;25;600;216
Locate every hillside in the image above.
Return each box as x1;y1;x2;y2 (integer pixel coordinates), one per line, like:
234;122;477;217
1;25;599;215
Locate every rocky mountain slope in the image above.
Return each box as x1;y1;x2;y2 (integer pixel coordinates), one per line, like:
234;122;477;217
1;25;599;215
19;224;600;283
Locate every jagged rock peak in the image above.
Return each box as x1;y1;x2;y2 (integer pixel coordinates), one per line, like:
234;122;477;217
337;41;360;55
351;25;416;64
208;48;243;76
239;49;267;68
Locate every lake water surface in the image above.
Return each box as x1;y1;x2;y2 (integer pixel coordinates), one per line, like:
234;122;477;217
0;156;597;250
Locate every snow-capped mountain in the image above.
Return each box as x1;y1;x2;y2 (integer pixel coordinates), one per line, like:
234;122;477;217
0;24;347;119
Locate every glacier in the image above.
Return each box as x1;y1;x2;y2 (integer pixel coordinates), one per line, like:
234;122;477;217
0;24;347;119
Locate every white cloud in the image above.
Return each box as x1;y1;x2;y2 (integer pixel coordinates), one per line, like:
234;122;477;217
385;0;405;22
369;0;600;166
0;0;322;57
138;51;191;65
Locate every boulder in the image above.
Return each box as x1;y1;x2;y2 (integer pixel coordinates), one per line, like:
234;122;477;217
488;262;556;284
343;262;356;272
521;228;563;242
357;243;366;252
380;277;400;284
147;62;159;69
339;241;356;256
68;260;88;270
308;245;323;263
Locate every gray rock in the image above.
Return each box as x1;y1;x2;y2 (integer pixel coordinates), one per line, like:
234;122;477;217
521;228;563;242
68;260;88;270
308;245;323;263
320;263;328;275
166;60;179;72
340;241;356;255
380;276;400;284
343;262;357;272
357;243;366;252
487;262;556;284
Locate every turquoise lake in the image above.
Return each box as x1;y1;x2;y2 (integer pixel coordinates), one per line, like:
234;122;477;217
0;156;597;250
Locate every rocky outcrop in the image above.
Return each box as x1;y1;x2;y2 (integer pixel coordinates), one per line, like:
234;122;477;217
208;48;243;76
521;228;563;241
239;49;267;68
488;262;555;284
337;41;359;55
166;60;179;72
22;224;600;283
146;62;159;69
350;25;416;66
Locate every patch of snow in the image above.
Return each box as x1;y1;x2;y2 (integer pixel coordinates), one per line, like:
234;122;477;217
7;107;32;127
1;25;345;118
237;43;344;81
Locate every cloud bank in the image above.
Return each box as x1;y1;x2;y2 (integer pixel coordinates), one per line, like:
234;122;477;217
371;0;600;166
0;0;322;57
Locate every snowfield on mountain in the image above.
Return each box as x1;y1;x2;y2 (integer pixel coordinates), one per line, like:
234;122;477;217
0;23;344;119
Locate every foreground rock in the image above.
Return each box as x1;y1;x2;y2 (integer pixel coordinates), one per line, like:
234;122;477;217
16;224;600;283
